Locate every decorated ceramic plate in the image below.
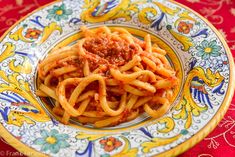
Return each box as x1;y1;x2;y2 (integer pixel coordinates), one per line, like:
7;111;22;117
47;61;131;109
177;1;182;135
0;0;234;156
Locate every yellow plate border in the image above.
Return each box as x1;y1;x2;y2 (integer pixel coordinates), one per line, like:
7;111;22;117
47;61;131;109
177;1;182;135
0;0;234;157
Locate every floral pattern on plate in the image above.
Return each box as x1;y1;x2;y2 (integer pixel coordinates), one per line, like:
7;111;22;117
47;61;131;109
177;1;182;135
0;0;233;157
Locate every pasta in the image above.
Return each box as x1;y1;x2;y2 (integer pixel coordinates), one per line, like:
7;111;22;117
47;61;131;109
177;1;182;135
36;26;178;128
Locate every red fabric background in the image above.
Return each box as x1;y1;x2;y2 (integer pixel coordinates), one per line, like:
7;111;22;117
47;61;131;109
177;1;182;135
0;0;234;157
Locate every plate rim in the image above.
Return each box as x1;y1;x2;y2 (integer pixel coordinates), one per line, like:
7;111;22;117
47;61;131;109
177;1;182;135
0;0;234;157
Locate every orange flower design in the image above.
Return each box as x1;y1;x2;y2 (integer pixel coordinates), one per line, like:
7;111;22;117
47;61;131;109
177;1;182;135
177;21;193;34
25;28;42;39
99;137;122;152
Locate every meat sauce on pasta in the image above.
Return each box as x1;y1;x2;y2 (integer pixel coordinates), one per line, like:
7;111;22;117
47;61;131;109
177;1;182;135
36;26;178;128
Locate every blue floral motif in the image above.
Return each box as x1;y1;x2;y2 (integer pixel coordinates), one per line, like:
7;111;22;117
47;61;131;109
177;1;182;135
0;106;9;122
46;4;72;21
180;129;189;135
199;54;229;72
33;129;70;154
209;54;229;72
196;40;222;59
91;0;119;17
101;154;110;157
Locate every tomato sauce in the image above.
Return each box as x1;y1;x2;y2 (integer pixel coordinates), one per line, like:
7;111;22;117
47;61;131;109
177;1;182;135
83;34;139;66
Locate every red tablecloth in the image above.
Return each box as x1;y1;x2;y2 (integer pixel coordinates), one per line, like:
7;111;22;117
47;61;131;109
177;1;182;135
0;0;234;157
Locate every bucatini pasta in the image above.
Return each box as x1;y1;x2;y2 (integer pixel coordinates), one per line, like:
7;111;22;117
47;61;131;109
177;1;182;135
36;26;178;128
